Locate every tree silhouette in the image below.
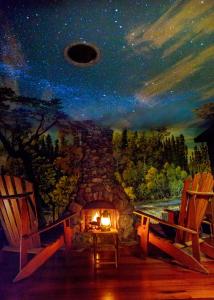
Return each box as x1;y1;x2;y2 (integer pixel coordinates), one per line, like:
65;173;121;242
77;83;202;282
0;87;67;220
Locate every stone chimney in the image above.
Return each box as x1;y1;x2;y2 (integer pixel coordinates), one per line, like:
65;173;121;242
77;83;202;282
74;121;134;240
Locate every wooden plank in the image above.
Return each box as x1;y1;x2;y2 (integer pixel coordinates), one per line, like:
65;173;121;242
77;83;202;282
13;236;64;282
175;178;191;243
184;174;200;242
192;233;201;262
185;173;213;243
149;232;208;274
24;179;40;247
137;216;150;256
0;199;14;246
0;176;19;246
2;249;214;299
63;220;73;253
14;177;34;249
19;198;31;270
7;176;22;238
134;211;198;235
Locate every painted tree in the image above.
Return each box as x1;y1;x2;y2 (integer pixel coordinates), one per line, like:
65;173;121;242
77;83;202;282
189;144;211;174
194;102;214;122
0;87;66;219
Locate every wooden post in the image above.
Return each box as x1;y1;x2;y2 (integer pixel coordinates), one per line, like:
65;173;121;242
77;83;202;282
192;233;201;262
137;216;150;257
190;197;201;262
19;198;29;270
63;219;73;254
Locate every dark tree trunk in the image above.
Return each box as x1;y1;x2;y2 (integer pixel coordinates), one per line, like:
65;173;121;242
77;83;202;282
21;152;46;227
207;141;214;175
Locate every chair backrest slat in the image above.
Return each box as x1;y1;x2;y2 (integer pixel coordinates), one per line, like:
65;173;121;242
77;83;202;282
0;175;40;248
175;178;191;242
187;173;213;230
176;172;213;243
0;176;20;246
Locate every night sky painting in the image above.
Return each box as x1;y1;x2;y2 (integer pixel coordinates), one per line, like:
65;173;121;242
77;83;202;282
1;1;214;293
0;0;213;148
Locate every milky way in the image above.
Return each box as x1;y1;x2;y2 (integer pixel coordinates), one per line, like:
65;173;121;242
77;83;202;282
0;0;214;138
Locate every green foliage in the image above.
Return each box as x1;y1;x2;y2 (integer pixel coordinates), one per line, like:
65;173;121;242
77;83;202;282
124;186;136;201
112;128;191;202
189;144;211;174
49;175;78;219
122;162;138;186
114;171;123;185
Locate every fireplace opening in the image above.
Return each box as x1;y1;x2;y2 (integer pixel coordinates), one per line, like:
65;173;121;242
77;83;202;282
81;200;119;232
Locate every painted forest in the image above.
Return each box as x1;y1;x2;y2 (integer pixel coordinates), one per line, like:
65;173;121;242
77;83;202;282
112;129;211;203
0;87;212;222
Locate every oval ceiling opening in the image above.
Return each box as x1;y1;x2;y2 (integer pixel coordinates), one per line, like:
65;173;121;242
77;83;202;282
64;43;100;67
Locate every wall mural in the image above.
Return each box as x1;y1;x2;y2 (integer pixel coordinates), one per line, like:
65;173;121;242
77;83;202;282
0;0;214;224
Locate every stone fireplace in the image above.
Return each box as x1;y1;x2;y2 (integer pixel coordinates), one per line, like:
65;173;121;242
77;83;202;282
81;200;119;232
70;121;134;240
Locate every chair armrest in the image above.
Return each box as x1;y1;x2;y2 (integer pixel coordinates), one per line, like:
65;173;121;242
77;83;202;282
0;192;33;200
134;210;198;235
186;190;214;197
23;212;77;239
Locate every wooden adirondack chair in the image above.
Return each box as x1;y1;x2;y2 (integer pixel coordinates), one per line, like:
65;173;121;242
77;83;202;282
0;175;74;282
135;172;214;273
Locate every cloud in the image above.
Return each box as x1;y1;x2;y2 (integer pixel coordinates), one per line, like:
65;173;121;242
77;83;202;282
127;0;214;55
136;45;214;99
198;84;214;100
126;0;214;102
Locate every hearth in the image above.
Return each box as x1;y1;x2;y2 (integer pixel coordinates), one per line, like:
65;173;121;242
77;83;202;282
81;200;119;232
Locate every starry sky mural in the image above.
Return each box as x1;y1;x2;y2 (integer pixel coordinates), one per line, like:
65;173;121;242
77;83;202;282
0;0;214;146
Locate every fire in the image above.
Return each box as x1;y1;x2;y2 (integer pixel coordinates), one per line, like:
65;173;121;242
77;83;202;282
92;212;100;222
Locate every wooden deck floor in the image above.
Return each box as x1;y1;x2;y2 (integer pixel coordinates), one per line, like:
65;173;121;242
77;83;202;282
1;246;214;300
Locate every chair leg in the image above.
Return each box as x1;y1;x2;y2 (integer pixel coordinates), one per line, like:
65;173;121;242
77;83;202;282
19;238;28;271
63;220;73;254
138;216;150;257
14;236;64;282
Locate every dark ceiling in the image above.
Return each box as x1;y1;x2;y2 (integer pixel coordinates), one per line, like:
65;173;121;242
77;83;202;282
0;0;214;146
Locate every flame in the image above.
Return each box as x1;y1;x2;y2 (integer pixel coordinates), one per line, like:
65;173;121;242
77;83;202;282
92;212;99;222
101;216;111;227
